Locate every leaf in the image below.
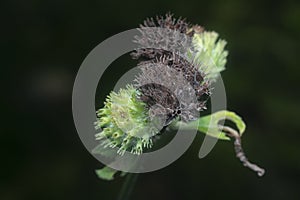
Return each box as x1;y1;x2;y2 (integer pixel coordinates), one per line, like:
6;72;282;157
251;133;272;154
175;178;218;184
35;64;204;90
95;167;118;181
176;110;246;140
199;110;246;140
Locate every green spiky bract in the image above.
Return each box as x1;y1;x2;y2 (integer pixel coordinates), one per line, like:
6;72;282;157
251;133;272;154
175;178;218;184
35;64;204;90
95;85;159;156
192;31;228;81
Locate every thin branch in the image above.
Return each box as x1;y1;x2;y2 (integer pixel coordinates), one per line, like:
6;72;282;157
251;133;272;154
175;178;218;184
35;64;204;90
219;125;265;177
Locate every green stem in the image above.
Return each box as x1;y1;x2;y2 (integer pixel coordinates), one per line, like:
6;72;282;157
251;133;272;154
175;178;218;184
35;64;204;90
117;173;139;200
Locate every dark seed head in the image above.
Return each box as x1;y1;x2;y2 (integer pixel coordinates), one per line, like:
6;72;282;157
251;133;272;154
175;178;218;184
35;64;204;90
135;55;210;123
131;13;203;61
132;13;211;124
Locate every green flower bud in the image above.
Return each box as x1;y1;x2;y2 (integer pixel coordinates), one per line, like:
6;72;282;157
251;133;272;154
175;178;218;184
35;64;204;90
95;85;159;155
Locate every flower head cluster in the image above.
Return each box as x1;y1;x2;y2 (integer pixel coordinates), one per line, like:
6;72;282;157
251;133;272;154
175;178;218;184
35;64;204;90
95;13;228;155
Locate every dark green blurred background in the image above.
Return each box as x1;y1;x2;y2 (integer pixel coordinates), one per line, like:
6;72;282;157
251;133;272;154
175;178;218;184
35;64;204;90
2;0;300;199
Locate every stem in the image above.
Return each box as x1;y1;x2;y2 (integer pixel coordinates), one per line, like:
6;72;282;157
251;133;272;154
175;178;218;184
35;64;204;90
220;125;265;176
171;115;265;177
117;173;139;200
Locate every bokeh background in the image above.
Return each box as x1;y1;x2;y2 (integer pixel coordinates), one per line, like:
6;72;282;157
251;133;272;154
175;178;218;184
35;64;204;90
2;0;300;199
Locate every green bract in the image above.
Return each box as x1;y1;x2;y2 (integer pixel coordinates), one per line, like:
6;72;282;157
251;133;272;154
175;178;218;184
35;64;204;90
95;85;159;155
192;31;228;81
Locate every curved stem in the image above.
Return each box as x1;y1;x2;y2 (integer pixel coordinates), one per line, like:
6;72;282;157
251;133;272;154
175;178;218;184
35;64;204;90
219;125;265;176
117;173;139;200
170;112;265;177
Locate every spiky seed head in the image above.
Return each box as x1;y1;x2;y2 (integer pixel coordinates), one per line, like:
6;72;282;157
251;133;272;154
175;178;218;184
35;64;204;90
132;13;212;123
131;13;201;61
132;13;228;82
135;60;207;123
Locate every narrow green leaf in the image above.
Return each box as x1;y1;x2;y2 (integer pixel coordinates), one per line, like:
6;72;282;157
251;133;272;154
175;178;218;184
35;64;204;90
95;167;118;181
176;110;246;140
199;110;246;140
